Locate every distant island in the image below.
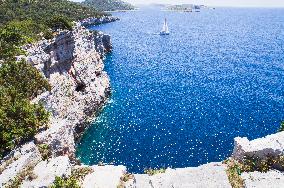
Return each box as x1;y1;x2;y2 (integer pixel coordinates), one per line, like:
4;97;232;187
83;0;135;11
164;4;209;12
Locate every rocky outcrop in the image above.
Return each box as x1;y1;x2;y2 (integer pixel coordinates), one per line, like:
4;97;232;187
81;16;119;28
20;23;112;157
35;120;75;157
241;170;284;188
22;156;71;187
232;132;284;161
125;163;231;188
0;142;42;187
82;165;126;188
94;31;113;56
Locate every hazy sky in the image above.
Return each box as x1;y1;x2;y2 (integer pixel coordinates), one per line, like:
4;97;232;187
72;0;284;7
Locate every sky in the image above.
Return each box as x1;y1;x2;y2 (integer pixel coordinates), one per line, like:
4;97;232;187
71;0;284;7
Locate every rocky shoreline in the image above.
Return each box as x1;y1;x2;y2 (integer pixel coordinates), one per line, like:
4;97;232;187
81;16;119;28
0;16;284;188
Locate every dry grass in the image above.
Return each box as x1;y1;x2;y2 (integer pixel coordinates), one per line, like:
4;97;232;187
144;167;166;176
117;173;134;188
0;155;20;174
224;159;245;188
71;166;94;181
224;155;284;188
5;166;37;188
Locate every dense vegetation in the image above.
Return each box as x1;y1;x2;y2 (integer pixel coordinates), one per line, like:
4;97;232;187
0;61;51;158
83;0;135;11
0;0;106;26
0;0;106;159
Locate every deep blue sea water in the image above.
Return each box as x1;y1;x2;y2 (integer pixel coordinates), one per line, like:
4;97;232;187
76;7;284;173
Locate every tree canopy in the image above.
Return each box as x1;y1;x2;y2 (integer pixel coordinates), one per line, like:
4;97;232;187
83;0;135;11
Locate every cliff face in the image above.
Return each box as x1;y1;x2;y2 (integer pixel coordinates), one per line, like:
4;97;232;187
0;23;115;187
29;24;112;157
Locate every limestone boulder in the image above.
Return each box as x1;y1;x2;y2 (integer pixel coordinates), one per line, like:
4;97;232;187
82;165;126;188
232;132;284;161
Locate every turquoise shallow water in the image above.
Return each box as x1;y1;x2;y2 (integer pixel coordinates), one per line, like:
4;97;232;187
76;7;284;173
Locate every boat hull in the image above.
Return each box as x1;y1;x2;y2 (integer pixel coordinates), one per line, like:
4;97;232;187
160;31;170;35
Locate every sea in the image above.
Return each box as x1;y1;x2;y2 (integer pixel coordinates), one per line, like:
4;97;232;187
76;6;284;173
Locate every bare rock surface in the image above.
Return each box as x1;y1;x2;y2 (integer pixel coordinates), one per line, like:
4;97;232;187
241;170;284;188
125;162;231;188
23;23;112;157
0;142;42;187
232;132;284;160
82;165;126;188
35;119;75;157
21;156;71;188
80;16;119;27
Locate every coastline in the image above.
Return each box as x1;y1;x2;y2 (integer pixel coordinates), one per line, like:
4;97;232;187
0;13;284;188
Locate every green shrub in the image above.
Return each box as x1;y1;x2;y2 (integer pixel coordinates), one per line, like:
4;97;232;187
0;60;51;99
0;60;51;159
144;167;166;176
43;30;54;40
279;121;284;132
0;20;49;60
5;166;37;188
0;87;50;158
71;167;94;181
46;16;73;31
38;144;52;161
225;155;284;188
50;176;80;188
0;0;106;26
224;159;244;188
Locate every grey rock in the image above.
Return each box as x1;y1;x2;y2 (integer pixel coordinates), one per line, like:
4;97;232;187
242;170;284;188
232;132;284;161
0;142;42;187
94;31;113;56
26;24;111;157
21;155;71;188
80;16;119;27
35;120;75;157
125;162;231;188
82;165;126;188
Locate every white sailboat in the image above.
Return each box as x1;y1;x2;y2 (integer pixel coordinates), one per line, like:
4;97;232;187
160;18;170;35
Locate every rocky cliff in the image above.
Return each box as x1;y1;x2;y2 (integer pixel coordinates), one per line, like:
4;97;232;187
0;22;115;187
27;23;112;158
81;16;119;28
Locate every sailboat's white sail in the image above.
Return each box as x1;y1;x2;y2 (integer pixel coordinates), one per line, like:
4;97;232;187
160;18;170;35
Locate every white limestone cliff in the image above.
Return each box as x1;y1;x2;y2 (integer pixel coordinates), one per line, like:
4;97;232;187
22;23;112;158
232;132;284;161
